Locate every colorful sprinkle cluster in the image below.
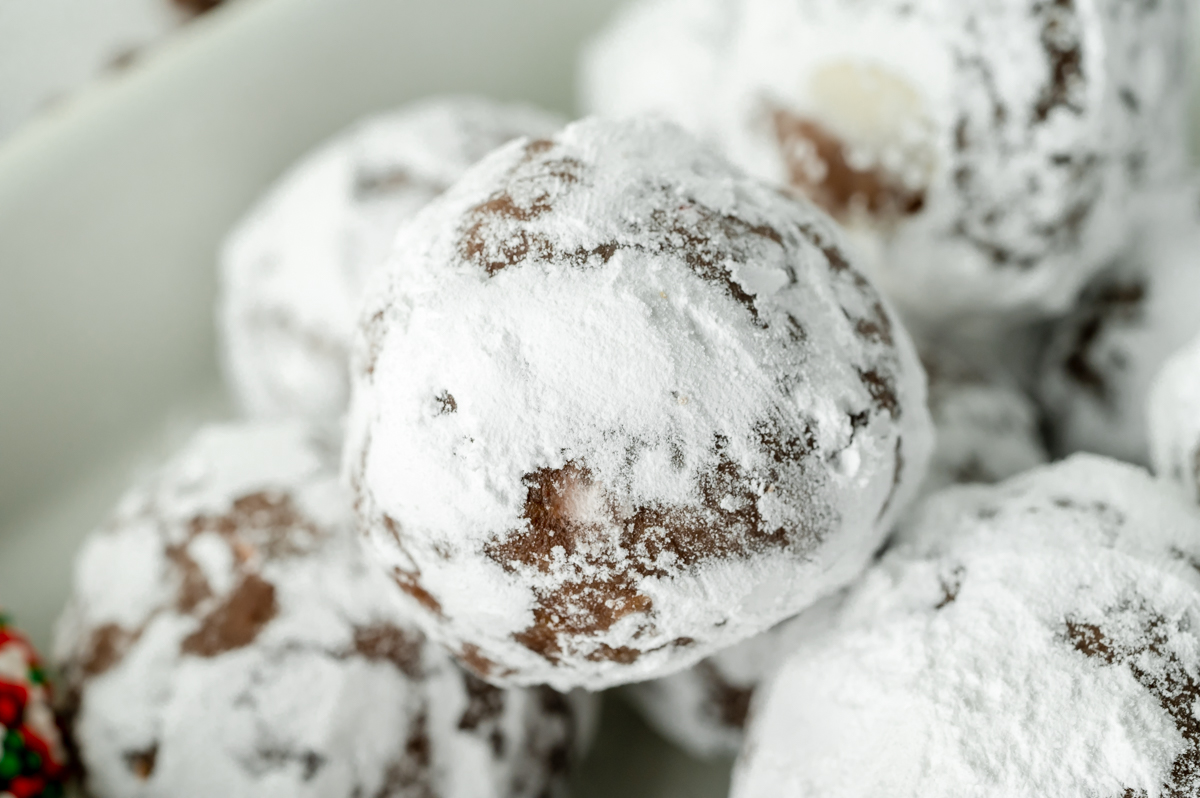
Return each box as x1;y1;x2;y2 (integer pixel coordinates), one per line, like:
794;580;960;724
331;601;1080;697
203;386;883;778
0;613;65;798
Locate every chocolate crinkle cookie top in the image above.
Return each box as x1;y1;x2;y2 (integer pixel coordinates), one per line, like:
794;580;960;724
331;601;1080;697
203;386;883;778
219;96;565;420
582;0;1192;322
733;455;1200;798
347;116;932;691
54;421;591;798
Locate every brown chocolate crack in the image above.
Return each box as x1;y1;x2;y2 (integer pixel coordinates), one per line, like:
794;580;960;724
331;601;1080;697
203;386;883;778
770;108;925;223
487;427;820;662
699;661;754;731
353;623;424;680
181;574;278;657
1065;602;1200;796
1032;0;1085;123
188;491;323;561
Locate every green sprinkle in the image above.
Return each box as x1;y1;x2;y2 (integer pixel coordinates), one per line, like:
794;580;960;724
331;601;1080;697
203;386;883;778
0;750;19;778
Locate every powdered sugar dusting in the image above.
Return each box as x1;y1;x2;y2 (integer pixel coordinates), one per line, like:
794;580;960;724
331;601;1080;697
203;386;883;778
54;421;592;798
733;456;1200;797
347;117;932;690
582;0;1192;322
218;96;565;419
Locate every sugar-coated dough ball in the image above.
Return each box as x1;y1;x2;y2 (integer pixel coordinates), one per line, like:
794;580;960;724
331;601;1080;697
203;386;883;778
54;421;592;798
218;97;565;419
1040;182;1200;465
625;346;1044;757
582;0;1192;322
0;613;68;797
733;455;1200;798
0;0;224;139
1149;333;1200;505
347;117;932;691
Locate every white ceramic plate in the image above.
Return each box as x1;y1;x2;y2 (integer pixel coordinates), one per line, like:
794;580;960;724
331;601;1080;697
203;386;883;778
0;0;733;793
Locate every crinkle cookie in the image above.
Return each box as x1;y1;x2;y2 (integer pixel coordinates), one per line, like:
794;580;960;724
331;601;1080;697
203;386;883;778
582;0;1192;322
218;96;565;419
733;455;1200;798
54;421;591;798
0;612;67;798
347;117;932;691
1149;333;1200;505
0;0;227;139
625;346;1045;757
1040;182;1200;465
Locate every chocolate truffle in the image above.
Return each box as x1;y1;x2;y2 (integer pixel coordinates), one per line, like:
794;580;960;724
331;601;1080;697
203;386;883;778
55;421;591;798
582;0;1192;322
733;455;1200;797
218;96;565;419
347;117;932;691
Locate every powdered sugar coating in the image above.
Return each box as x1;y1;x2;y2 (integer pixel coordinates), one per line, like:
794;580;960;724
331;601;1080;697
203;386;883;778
582;0;1192;323
1149;333;1200;506
625;346;1044;757
733;455;1200;798
218;97;565;419
1040;182;1200;465
347;117;932;691
54;421;590;798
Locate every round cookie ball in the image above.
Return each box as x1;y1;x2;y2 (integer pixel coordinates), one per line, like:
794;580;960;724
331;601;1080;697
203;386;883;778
0;612;67;798
732;455;1200;798
54;421;592;798
582;0;1192;323
0;0;226;140
1149;332;1200;505
1040;182;1200;465
218;96;565;419
347;116;933;691
624;344;1045;758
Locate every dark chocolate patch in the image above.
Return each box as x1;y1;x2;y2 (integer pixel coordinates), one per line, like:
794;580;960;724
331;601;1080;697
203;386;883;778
165;544;214;614
1032;0;1085;123
181;574;278;657
699;661;754;731
188;491;322;561
80;624;137;678
353;624;424;679
457;672;506;732
489;441;812;661
1066;604;1200;796
124;745;158;780
458;644;499;679
769;108;925;222
858;368;901;419
435;391;458;415
391;568;443;617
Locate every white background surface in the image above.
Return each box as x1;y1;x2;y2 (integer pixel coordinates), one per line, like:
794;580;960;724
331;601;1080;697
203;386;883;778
0;0;734;794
